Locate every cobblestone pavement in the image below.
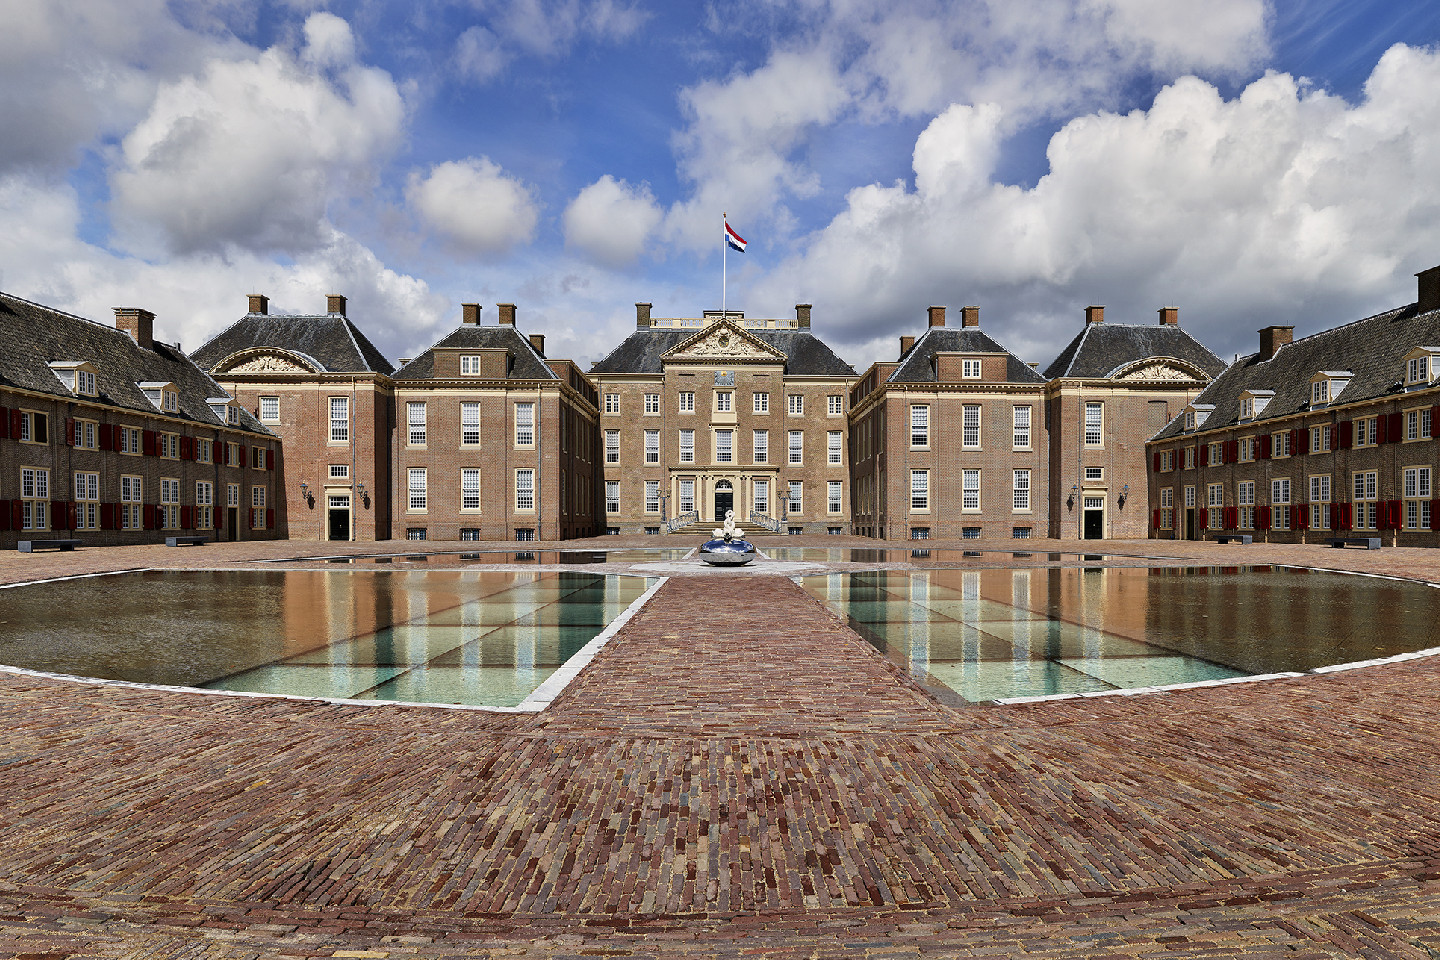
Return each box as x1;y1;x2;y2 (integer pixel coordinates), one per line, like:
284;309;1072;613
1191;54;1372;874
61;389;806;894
1;537;1440;957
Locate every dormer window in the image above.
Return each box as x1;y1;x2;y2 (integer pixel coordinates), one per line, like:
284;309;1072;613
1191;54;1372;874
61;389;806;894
1183;404;1214;432
1309;371;1352;408
1238;389;1274;422
49;361;98;397
962;358;982;379
460;355;482;375
208;395;240;425
1404;347;1440;388
139;381;179;413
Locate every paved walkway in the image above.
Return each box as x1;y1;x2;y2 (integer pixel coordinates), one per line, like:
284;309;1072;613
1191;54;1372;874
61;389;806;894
1;537;1439;957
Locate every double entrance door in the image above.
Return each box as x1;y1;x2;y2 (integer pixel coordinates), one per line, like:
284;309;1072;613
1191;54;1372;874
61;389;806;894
713;480;733;521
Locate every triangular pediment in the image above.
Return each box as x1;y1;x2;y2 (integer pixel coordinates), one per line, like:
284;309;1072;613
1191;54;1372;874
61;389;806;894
662;320;786;365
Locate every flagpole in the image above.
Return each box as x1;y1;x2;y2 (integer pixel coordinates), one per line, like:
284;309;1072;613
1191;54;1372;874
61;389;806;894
722;212;727;316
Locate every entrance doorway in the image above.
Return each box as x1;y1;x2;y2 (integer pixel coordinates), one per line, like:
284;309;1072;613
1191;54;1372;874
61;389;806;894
714;480;733;521
328;494;351;541
1083;496;1105;539
226;507;238;542
1185;508;1197;540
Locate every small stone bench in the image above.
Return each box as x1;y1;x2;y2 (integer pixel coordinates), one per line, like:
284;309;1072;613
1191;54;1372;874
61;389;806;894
1328;536;1382;550
17;539;82;552
165;535;209;547
1214;534;1252;544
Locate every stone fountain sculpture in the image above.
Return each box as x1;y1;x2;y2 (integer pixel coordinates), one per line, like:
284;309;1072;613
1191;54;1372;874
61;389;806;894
699;510;757;566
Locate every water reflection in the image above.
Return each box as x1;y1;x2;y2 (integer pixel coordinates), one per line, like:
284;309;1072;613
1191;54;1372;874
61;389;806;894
0;570;652;708
798;566;1440;703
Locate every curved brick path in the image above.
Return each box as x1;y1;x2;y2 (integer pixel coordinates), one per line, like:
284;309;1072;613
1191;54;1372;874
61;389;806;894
1;538;1439;957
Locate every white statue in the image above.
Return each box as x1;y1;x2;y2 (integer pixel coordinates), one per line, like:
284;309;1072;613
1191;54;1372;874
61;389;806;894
713;509;739;541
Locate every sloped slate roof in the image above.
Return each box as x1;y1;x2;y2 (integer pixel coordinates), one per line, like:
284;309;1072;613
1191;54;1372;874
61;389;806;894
393;326;556;381
191;313;395;375
1154;302;1440;441
590;328;855;376
887;328;1046;384
0;291;272;435
1043;323;1226;380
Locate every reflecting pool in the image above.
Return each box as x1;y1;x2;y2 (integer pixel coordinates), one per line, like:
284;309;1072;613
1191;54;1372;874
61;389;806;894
797;566;1440;704
0;570;653;708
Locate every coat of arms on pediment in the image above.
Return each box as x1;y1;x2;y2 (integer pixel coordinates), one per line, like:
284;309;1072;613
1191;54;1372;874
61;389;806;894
1110;358;1207;382
662;320;785;364
214;348;323;375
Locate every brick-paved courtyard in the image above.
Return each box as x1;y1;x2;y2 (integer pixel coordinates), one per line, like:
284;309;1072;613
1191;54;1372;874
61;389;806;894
2;536;1440;958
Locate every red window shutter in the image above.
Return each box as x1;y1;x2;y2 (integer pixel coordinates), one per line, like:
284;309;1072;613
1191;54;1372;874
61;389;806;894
181;505;192;529
67;502;78;530
1228;506;1238;529
1338;420;1353;449
1227;440;1238;463
1153;452;1161;472
1329;502;1339;529
1432;500;1440;531
65;418;76;446
215;505;224;530
1342;503;1353;529
1292;427;1305;454
0;501;9;531
143;504;156;530
266;449;274;471
1198;507;1207;529
1295;503;1309;530
0;405;8;439
1388;412;1403;443
1326;424;1335;449
1258;505;1271;530
9;409;20;439
11;499;23;530
142;430;156;456
1392;500;1404;529
266;508;274;530
1153;508;1161;529
100;503;113;529
1259;435;1271;459
98;424;112;450
1432;405;1440;436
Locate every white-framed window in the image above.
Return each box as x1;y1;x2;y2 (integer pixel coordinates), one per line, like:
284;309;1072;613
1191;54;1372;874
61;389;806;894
252;485;266;508
121;475;143;530
679;479;695;513
644;480;660;513
1084;402;1103;447
788;430;803;464
827;431;842;465
461;402;481;445
1207;483;1224;529
1205;442;1221;466
1241;396;1254;420
251;444;266;469
962;469;980;511
1239;437;1254;462
962;404;981;448
227;406;240;426
195;480;213;530
70;419;95;449
1160;487;1174;529
644;429;660;463
1406;408;1432;441
1354;470;1378;530
259;396;279;422
679;391;695;413
162;389;178;413
1084;466;1103;482
160;477;180;530
408;468;427;510
679;429;695;463
753;479;769;514
604;393;619;414
1356;417;1378;447
644;393;660;414
1013;469;1030;511
1405;466;1432;530
323;464;347;482
196;438;212;464
788;394;804;415
227;482;239;508
20;467;49;531
716;391;733;412
910;469;929;511
406;402;427;446
827;395;843;416
1183;446;1196;470
1312;380;1329;405
787;480;803;515
715;429;733;463
828;480;842;513
1311;425;1330;453
1408;355;1431;385
329;397;349;442
515;469;535;511
1309;475;1331;530
962;358;982;379
225;441;239;467
76;369;96;396
753;429;767;463
1272;430;1291;458
1184;485;1196;508
1271;477;1291;531
461;468;481;511
460;354;482;376
1013;406;1031;449
752;392;768;414
406;528;428;541
910;405;929;447
514;402;534;446
17;410;47;444
74;471;100;530
605;429;619;463
605;480;619;513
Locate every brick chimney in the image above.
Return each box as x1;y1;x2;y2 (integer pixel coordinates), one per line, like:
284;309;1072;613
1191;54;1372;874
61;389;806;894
1158;306;1178;326
247;294;269;315
960;305;979;328
529;334;545;356
899;335;916;358
927;305;946;328
1258;325;1293;361
795;303;811;328
635;302;652;328
327;294;346;316
1418;265;1440;314
498;303;516;326
462;303;481;325
113;307;154;349
1085;305;1104;325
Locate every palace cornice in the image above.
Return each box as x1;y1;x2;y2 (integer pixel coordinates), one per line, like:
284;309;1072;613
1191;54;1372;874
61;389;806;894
0;383;272;437
1147;384;1440;447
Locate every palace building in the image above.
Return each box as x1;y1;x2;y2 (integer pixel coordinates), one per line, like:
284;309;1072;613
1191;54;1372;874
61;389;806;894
1147;264;1440;546
0;292;281;548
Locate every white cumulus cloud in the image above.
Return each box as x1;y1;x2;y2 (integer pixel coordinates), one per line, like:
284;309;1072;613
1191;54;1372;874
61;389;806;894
564;176;663;268
406;157;540;255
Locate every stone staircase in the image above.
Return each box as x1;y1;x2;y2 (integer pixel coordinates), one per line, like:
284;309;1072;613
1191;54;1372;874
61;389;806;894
668;519;780;537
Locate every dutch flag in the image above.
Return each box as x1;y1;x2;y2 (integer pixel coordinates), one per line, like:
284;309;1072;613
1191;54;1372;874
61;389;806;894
725;221;747;253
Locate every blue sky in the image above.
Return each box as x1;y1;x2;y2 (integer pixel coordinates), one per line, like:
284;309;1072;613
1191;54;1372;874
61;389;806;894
3;0;1440;373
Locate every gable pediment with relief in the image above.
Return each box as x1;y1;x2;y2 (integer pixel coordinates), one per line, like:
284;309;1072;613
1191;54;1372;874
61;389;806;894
1111;358;1207;382
663;321;786;365
214;348;322;374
